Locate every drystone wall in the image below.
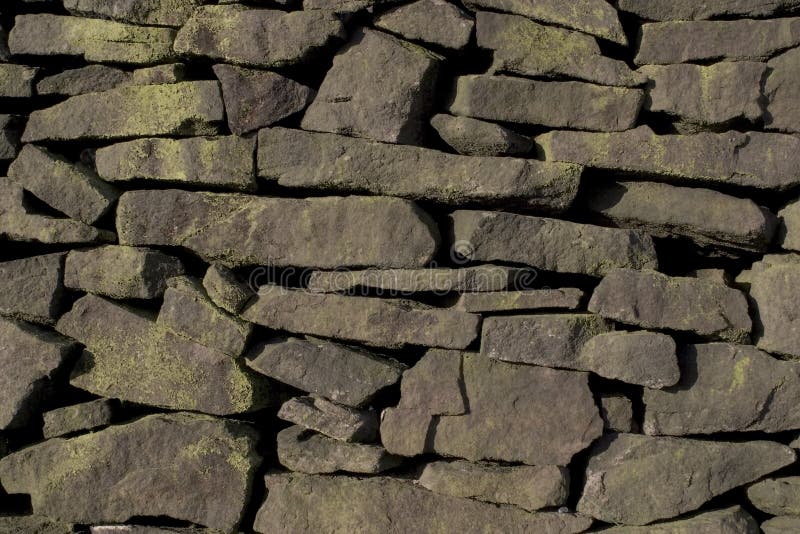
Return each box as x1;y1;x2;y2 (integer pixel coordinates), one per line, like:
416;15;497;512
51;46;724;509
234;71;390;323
2;0;800;532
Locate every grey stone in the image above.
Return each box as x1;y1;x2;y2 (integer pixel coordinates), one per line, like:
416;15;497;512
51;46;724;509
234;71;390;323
447;75;643;132
579;331;679;389
375;0;474;51
277;396;378;442
736;253;800;288
118;190;439;269
213;65;314;135
202;264;254;315
258;127;581;212
450;210;658;277
91;528;213;534
688;268;731;285
303;0;402;12
129;63;185;85
95;136;255;192
0;115;21;160
430;114;532;157
0;253;65;325
599;394;637;433
0;516;74;534
602;507;758;533
577;433;795;525
762;516;800;534
765;47;800;133
393;348;466;416
452;288;585;313
779;198;800;251
748;262;800;358
748;477;800;516
36;65;130;96
619;0;800;20
42;399;116;439
63;0;205;27
0;64;38;98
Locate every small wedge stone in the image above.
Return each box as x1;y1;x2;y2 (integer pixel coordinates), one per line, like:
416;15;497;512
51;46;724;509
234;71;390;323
42;399;116;439
202;264;254;314
430;114;532;157
452;288;585;313
278;396;378;442
599;394;637;433
0;253;65;325
375;0;474;51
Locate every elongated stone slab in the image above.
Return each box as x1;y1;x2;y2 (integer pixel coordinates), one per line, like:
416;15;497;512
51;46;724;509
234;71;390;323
450;210;658;277
748;477;800;516
603;507;758;533
35;64;183;97
447;75;643;132
23;82;224;143
202;264;254;315
765;47;800;133
0;64;38;98
763;516;800;533
118;190;439;269
95;136;256;192
0;516;73;534
374;0;474;51
278;396;378;442
452;288;585;313
430;114;532;157
0;253;65;325
63;0;203;27
303;0;403;12
42;399;115;439
580;332;679;389
749;263;800;358
258;127;580;212
619;0;800;20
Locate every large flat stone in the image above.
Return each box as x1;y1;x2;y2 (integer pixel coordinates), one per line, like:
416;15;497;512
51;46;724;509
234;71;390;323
42;399;116;439
765;47;800;133
278;396;378;442
749;477;800;516
63;0;203;27
374;0;474;51
0;253;65;325
452;288;585;313
602;507;758;533
619;0;800;20
0;64;38;98
430;114;533;157
749;262;800;358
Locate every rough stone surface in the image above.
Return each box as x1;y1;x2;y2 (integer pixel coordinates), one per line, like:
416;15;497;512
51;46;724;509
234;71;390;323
202;264;254;315
619;0;800;20
392;348;466;416
36;65;130;96
0;253;65;325
62;0;203;27
577;433;796;525
452;288;585;313
765;47;800;133
599;394;637;433
430;114;532;157
0;516;74;534
374;0;474;51
42;399;115;439
603;507;758;533
748;477;800;516
748;263;800;358
0;64;38;98
762;516;800;533
303;0;403;12
278;396;378;442
0;115;21;160
779;198;800;252
579;331;679;389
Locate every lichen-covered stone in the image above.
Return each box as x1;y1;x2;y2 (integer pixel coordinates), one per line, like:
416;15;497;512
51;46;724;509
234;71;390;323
0;515;74;534
447;75;643;132
278;396;378;442
36;65;130;96
477;12;645;87
765;47;800;133
430;114;532;157
23;81;224;142
56;294;271;415
303;0;402;11
452;288;585;313
118;190;439;269
418;461;569;511
63;0;204;27
748;477;800;516
748;263;800;358
579;331;679;389
202;264;254;315
599;394;637;433
0;64;38;98
762;515;800;533
375;0;474;51
129;63;185;85
577;433;795;525
589;269;752;342
619;0;800;20
212;65;314;136
450;210;658;277
603;506;758;533
174;6;345;67
95;136;256;192
0;412;261;532
258;127;580;211
42;399;115;439
779;198;800;251
0;253;65;325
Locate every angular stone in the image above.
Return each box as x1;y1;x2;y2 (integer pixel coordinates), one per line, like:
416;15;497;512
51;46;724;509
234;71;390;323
0;64;38;98
430;114;532;157
278;396;378;442
536;126;800;191
394;348;466;416
0;253;65;325
277;425;401;474
584;180;778;252
0;317;75;431
174;6;345;67
202;264;254;315
212;65;314;136
157;276;253;357
588;269;752;342
780;199;800;251
447;75;643;132
42;399;116;439
581;331;679;388
301;29;440;145
381;351;603;465
65;246;184;300
452;288;585;313
603;507;758;533
464;0;626;45
599;394;637;433
748;263;800;358
23;81;224;143
635;19;800;65
8;14;176;65
96;136;255;192
619;0;800;20
577;433;795;525
375;0;474;51
245;336;405;407
56;295;271;415
129;63;185;85
255;473;594;534
258;127;580;211
0;516;73;534
644;343;800;435
0;412;261;532
63;0;204;27
242;287;480;350
450;210;658;277
765;47;800;133
419;461;569;511
0;115;21;160
762;516;800;534
8;145;120;225
477;12;645;87
748;477;800;516
119;190;438;269
36;65;130;96
736;253;800;288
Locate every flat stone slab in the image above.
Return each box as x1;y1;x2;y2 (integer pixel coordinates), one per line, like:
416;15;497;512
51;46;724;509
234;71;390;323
278;396;378;442
0;64;38;98
42;399;116;439
762;516;800;534
430;114;532;157
0;253;65;325
748;262;800;358
602;506;758;533
63;0;203;27
748;477;800;516
452;288;585;313
35;64;184;97
579;331;679;389
258;127;580;212
374;0;474;51
619;0;800;20
202;264;254;315
765;47;800;133
450;210;658;277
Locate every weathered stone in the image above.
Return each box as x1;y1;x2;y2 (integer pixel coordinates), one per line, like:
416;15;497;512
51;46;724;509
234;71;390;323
748;477;800;516
42;399;116;439
174;6;345;67
8;145;120;225
303;0;401;11
639;62;766;129
452;288;585;313
599;394;637;433
635;19;800;65
129;63;185;85
537;126;800;191
584;180;778;252
91;528;211;534
749;263;800;358
8;15;176;65
780;199;800;251
688;268;731;285
118;190;439;269
394;348;466;416
447;75;643;132
589;269;752;342
0;115;21;160
477;12;645;87
430;114;532;157
644;343;800;435
418;461;569;511
381;351;603;465
36;65;130;96
242;287;480;350
765;47;800;133
736;254;800;288
762;516;800;534
202;264;254;315
258;127;580;211
212;65;314;135
63;0;204;27
450;210;657;277
56;295;271;415
65;246;184;300
0;253;65;325
0;516;74;534
603;507;758;533
245;336;405;407
255;473;594;534
374;0;474;51
581;332;679;389
157;276;253;357
277;425;401;474
0;317;75;431
278;396;378;442
0;412;261;532
96;136;255;192
23;81;224;142
619;0;800;20
577;433;795;525
0;64;37;98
